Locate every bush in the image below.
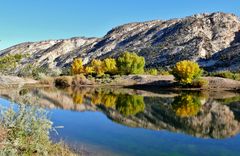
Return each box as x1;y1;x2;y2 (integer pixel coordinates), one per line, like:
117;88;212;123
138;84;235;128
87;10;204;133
172;60;203;85
54;76;73;88
191;78;209;88
157;68;171;75
0;54;27;75
210;71;240;81
146;68;158;75
72;74;91;86
61;67;71;76
0;105;76;155
117;52;145;75
19;65;52;80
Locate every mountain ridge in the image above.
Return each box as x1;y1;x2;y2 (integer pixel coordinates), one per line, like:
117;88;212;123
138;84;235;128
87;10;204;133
1;12;240;74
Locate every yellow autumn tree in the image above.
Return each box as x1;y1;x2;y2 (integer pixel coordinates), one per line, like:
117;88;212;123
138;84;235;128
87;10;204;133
103;58;118;75
85;66;94;75
71;58;85;75
91;59;105;77
172;60;202;84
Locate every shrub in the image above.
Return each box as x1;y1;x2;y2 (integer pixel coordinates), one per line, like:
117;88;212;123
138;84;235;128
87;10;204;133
54;76;73;88
71;58;84;75
61;67;71;76
172;60;202;85
0;105;76;155
191;78;209;88
146;68;158;75
18;64;61;79
210;71;240;81
157;68;171;75
0;54;26;75
117;52;145;75
103;58;118;75
72;74;90;86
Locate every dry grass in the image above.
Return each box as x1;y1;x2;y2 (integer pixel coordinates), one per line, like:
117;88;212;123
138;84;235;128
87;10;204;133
0;127;7;150
39;76;55;86
72;74;93;86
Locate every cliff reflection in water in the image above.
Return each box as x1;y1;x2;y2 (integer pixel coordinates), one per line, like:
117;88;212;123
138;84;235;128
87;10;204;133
1;87;240;139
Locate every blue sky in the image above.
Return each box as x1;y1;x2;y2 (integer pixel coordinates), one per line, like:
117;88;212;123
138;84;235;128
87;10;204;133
0;0;239;50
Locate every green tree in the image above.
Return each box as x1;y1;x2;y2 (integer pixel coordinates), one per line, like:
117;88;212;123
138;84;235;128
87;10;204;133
117;52;145;75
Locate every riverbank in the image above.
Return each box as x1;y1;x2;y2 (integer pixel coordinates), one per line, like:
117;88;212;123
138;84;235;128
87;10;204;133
1;75;240;91
50;75;240;91
0;75;38;88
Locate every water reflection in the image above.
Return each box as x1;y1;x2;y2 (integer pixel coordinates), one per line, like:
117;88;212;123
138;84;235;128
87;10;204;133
171;93;203;118
71;88;145;116
1;87;240;139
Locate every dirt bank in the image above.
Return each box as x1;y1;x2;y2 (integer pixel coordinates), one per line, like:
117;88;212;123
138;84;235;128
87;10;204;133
52;75;240;91
0;76;38;88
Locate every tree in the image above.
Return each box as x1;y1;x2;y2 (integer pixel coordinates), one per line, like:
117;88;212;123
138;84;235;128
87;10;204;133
71;58;84;75
103;58;118;75
91;59;105;76
117;52;145;75
85;66;94;75
172;60;202;84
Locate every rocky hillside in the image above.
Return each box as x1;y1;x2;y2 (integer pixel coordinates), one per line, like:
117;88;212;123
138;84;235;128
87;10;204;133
1;12;240;73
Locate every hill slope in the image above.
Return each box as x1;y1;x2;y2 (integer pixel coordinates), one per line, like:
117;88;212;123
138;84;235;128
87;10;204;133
1;12;240;74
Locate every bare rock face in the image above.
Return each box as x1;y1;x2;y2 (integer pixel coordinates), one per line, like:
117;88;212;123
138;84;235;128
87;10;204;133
201;43;240;71
1;12;240;73
0;37;99;70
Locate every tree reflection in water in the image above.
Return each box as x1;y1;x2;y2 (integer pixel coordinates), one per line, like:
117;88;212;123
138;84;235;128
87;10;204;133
2;87;240;139
71;88;145;116
171;93;202;118
116;94;145;116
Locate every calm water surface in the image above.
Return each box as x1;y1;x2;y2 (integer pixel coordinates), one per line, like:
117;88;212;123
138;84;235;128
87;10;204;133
1;87;240;156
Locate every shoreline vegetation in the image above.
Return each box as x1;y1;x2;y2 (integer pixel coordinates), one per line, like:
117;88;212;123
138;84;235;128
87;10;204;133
0;52;240;155
0;52;240;91
0;90;78;156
